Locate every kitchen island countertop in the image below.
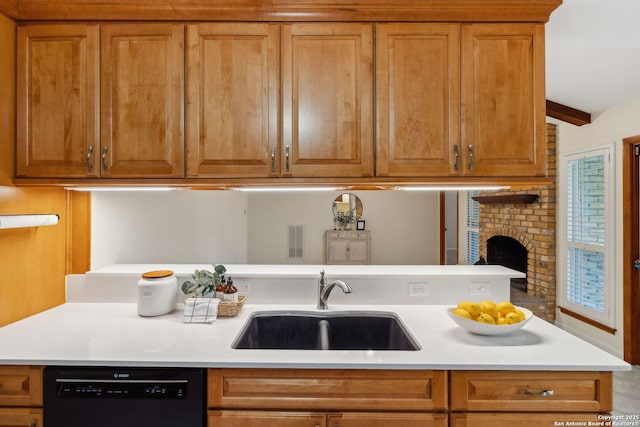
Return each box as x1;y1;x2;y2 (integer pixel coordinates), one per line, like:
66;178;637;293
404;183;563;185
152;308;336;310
0;302;629;371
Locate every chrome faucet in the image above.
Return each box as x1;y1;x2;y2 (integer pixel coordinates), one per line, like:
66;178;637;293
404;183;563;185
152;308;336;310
317;270;352;310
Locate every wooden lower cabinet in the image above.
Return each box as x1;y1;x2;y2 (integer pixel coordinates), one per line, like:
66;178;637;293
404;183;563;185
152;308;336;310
0;408;42;427
450;413;608;427
209;410;326;427
209;411;447;427
208;369;447;427
0;366;43;427
328;412;447;427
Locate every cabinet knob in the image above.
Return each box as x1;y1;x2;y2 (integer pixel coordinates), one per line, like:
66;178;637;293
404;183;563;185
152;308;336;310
30;420;37;427
468;144;474;171
101;146;109;172
86;145;94;172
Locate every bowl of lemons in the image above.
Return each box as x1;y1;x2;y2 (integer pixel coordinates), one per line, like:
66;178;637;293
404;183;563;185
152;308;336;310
447;300;533;335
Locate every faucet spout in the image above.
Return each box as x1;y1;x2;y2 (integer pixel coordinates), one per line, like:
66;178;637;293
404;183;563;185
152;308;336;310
317;276;352;310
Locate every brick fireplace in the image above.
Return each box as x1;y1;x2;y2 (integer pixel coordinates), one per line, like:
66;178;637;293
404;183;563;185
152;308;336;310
477;124;557;322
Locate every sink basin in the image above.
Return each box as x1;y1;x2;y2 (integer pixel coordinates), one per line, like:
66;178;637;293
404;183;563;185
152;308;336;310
231;311;421;351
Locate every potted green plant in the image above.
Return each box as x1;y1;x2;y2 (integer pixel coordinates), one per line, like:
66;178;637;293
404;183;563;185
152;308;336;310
181;264;227;297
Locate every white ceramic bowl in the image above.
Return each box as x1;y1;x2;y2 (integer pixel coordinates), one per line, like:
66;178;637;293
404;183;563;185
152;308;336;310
447;306;533;335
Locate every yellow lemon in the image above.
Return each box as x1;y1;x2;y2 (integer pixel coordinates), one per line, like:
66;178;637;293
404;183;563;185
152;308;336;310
496;301;516;316
464;302;482;317
514;309;526;320
476;313;496;325
481;307;500;320
457;301;472;310
480;300;497;309
505;311;523;324
496;317;509;326
453;308;472;320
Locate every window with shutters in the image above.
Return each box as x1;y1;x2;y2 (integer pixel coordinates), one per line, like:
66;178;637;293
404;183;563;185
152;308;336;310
559;145;614;327
463;191;480;264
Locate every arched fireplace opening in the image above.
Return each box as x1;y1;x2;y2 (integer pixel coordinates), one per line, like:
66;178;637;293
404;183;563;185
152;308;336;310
487;236;528;292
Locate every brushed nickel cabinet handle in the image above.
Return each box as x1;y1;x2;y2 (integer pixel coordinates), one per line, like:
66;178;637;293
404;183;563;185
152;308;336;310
453;144;459;171
285;145;290;172
271;145;276;172
30;420;36;427
520;388;554;396
468;144;474;171
101;146;109;172
86;145;94;172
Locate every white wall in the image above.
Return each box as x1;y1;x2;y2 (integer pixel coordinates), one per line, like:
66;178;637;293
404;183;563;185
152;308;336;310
553;95;640;358
91;190;441;268
91;191;249;268
246;191;440;264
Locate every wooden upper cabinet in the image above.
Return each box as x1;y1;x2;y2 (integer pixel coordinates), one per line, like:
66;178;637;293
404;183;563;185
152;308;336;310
282;24;374;178
186;23;280;178
376;23;460;177
101;23;185;178
16;24;99;178
461;23;546;177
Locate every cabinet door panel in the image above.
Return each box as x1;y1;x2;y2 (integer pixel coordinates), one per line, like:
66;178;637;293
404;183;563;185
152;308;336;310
187;23;279;178
209;410;325;427
327;238;350;264
101;23;184;177
0;408;42;427
16;24;99;178
376;23;460;177
451;413;607;427
450;370;612;412
461;24;545;177
0;366;43;407
328;412;447;427
282;24;373;177
347;239;368;264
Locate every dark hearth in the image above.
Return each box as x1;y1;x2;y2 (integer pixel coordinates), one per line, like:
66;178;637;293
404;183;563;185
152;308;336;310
487;236;528;292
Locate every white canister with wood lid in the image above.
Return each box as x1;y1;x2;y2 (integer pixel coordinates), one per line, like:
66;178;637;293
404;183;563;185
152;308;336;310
137;270;178;317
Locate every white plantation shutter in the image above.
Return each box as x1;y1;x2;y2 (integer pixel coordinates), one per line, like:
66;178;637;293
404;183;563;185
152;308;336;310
561;146;614;326
465;191;480;264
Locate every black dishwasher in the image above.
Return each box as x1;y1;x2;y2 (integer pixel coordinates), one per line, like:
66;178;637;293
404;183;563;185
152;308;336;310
43;366;206;427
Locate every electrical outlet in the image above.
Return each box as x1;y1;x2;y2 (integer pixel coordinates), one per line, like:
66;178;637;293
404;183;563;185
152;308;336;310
234;280;250;295
469;282;490;296
408;283;429;296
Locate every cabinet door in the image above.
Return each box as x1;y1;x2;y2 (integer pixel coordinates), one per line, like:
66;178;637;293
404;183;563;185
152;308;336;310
0;366;43;407
327;236;350;264
347;237;369;264
376;24;460;177
187;23;279;178
450;413;607;427
209;410;325;427
282;24;373;178
101;23;185;178
16;24;99;178
461;24;546;177
0;408;42;427
328;412;447;427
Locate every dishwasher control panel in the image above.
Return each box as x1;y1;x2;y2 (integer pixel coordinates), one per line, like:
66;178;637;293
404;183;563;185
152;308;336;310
57;380;188;399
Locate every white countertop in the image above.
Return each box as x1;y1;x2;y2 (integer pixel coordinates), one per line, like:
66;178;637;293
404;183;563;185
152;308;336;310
87;264;526;279
0;302;629;371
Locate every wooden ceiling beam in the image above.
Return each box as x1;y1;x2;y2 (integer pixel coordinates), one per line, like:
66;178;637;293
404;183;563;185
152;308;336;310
546;100;591;126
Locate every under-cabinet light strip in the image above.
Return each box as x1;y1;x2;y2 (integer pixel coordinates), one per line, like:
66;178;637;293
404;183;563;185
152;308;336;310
0;214;59;229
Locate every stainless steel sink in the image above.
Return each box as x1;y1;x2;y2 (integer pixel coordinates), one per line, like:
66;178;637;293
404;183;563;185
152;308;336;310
231;311;421;351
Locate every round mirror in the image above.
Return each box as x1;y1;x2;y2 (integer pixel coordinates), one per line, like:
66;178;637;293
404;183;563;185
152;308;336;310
332;193;363;225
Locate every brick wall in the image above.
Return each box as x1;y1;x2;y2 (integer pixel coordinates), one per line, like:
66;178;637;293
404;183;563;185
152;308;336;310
478;124;557;321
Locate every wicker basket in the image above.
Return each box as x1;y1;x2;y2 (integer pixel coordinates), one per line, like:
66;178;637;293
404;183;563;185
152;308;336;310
217;295;246;317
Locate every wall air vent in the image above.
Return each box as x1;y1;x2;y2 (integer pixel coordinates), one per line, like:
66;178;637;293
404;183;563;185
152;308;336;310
288;225;304;260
